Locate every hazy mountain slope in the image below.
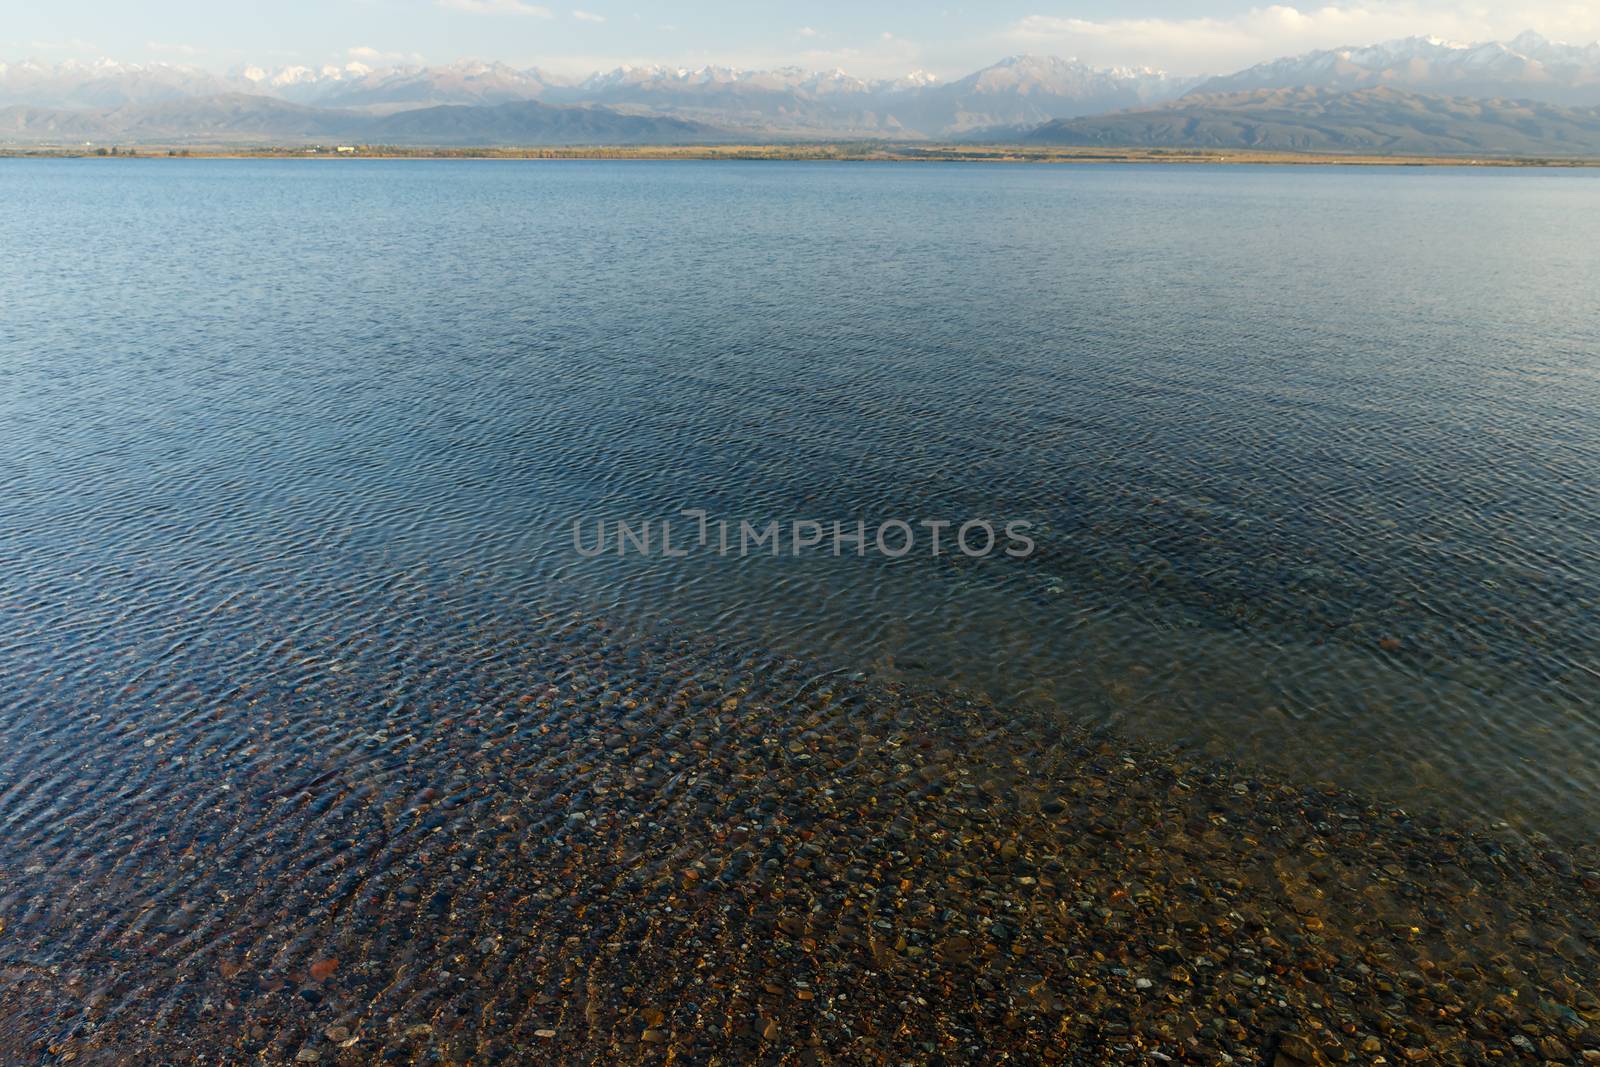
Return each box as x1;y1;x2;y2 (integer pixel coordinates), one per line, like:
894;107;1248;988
1;54;1198;137
0;95;361;143
0;104;115;140
1023;88;1600;156
10;35;1600;146
555;65;895;134
566;56;1197;135
112;95;365;140
0;59;247;108
365;100;721;145
293;62;564;111
1191;32;1600;106
8;33;1600;137
0;94;720;146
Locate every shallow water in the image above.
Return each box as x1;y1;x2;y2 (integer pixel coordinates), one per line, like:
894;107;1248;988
1;157;1598;844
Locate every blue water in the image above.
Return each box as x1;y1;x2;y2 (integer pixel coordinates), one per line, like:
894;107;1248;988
1;158;1598;837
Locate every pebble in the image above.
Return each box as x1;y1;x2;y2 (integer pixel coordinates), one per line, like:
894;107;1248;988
0;620;1594;1067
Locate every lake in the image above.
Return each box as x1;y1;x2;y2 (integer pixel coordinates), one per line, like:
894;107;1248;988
1;158;1597;841
4;157;1600;1062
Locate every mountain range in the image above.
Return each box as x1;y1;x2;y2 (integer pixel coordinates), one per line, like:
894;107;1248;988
1191;31;1600;106
0;94;722;146
0;55;1197;139
3;31;1600;152
1023;87;1600;157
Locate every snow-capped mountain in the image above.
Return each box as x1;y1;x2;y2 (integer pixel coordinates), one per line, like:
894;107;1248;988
571;63;928;97
1025;85;1600;157
9;31;1599;143
562;55;1196;135
914;55;1199;132
234;60;569;111
0;59;245;109
0;54;1189;137
947;54;1179;99
1192;31;1600;106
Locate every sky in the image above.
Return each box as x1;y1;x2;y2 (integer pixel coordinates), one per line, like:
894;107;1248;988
8;1;1600;80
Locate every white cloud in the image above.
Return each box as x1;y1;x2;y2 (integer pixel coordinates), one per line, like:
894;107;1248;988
572;10;605;23
531;32;926;81
346;45;423;63
787;34;925;78
798;27;818;39
1004;3;1600;76
436;0;553;16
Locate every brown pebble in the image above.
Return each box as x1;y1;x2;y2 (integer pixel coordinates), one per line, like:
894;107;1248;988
1273;1032;1331;1067
1539;1037;1570;1059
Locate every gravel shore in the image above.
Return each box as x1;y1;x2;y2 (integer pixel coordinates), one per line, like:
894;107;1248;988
0;615;1596;1065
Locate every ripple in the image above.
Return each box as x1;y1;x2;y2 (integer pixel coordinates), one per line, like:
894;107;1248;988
0;161;1596;991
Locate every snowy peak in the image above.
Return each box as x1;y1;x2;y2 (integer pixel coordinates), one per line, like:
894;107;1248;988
578;64;886;93
0;59;245;108
951;54;1188;98
1194;30;1600;105
933;54;1199;126
9;32;1600;140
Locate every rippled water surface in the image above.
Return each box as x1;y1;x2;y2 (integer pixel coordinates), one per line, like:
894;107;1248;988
2;157;1598;841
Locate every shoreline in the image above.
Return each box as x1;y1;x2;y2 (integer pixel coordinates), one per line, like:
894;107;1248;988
5;143;1600;167
1;609;1595;1065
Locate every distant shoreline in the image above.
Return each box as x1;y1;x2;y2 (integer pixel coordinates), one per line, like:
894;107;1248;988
4;143;1600;167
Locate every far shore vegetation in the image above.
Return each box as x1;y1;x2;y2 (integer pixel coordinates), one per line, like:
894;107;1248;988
4;142;1599;167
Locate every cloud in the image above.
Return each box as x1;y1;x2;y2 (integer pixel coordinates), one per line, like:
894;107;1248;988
346;45;422;63
572;10;605;23
1004;3;1600;76
798;27;818;39
787;34;925;79
532;32;926;81
436;0;553;16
